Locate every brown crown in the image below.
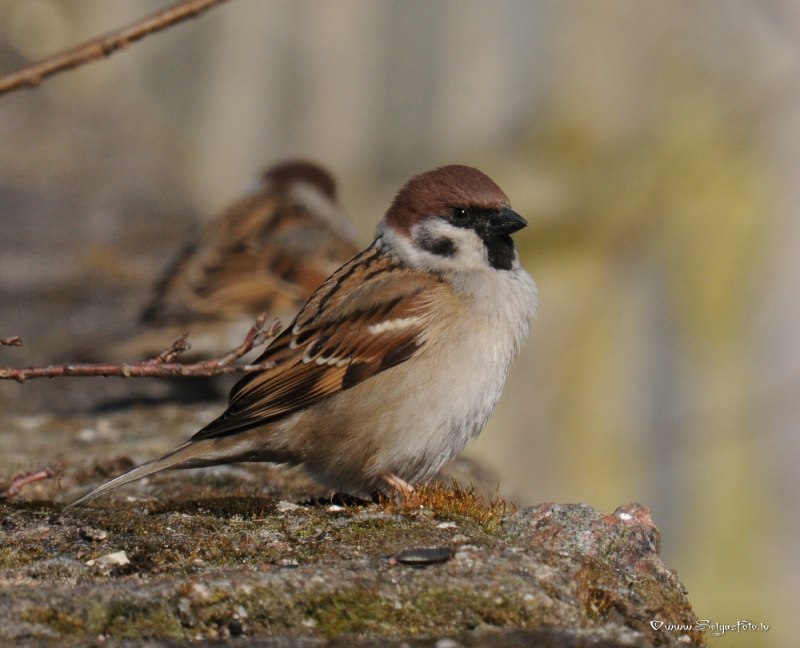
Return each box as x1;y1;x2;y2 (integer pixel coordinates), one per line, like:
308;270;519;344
263;161;338;200
385;165;510;234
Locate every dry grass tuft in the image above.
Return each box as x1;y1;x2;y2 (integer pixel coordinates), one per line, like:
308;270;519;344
380;480;514;532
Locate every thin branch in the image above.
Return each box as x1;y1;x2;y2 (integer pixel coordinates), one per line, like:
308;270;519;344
146;333;192;365
1;336;23;347
0;315;281;383
1;467;56;500
0;0;232;96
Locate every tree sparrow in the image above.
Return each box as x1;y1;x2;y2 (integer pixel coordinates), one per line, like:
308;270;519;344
71;165;537;505
101;161;360;361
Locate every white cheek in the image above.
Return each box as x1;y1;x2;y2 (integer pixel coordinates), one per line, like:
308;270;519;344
431;224;489;270
380;220;490;273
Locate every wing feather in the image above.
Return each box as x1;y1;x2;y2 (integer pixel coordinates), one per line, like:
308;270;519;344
191;247;446;441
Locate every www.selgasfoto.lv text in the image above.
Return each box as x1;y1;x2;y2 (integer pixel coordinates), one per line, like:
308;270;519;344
650;619;769;637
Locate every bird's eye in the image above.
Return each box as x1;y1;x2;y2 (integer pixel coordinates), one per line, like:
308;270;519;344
452;207;469;220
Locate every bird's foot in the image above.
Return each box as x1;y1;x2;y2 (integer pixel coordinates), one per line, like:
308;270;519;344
382;473;416;500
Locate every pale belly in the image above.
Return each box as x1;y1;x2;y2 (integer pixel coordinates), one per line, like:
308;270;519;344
291;310;526;493
253;266;536;494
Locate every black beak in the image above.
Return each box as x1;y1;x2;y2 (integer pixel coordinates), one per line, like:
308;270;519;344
487;208;528;235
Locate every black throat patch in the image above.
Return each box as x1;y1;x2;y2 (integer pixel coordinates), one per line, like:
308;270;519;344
480;234;515;271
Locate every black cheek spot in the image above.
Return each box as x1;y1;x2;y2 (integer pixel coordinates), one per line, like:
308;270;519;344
417;232;456;257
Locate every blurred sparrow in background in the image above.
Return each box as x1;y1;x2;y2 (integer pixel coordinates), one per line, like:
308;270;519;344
72;165;537;505
102;161;361;362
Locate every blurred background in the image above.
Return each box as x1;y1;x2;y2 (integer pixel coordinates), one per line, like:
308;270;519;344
0;1;796;645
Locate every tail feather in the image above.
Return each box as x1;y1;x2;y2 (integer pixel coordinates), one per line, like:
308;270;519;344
68;439;230;507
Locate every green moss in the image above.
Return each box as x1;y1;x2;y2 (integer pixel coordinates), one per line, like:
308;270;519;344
415;588;533;631
91;600;185;639
22;607;84;635
150;496;277;518
22;600;184;640
296;585;535;637
304;588;401;635
0;545;46;569
18;579;542;641
2;490;700;643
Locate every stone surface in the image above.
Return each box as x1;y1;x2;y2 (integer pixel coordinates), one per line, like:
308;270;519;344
0;406;704;647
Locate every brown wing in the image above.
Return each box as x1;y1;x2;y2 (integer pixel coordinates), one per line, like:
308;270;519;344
190;247;447;440
142;180;359;325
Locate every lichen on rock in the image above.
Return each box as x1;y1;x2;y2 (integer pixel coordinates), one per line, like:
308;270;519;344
0;406;704;646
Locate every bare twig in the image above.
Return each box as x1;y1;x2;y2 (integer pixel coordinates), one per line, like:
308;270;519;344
1;467;56;500
1;336;23;347
0;0;232;95
146;333;192;365
0;315;281;383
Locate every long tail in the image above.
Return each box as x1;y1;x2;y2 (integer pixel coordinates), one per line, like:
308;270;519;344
68;438;239;508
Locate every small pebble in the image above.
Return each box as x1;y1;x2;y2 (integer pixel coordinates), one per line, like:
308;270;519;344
86;550;129;569
227;619;243;637
79;527;108;542
435;639;464;648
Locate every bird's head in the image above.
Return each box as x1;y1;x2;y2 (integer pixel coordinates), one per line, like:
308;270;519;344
381;165;527;272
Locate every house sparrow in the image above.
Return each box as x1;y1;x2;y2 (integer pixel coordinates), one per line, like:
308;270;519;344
71;165;537;505
102;160;361;361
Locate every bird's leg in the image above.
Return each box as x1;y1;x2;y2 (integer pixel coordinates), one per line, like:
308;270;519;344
383;473;415;497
